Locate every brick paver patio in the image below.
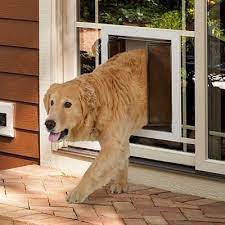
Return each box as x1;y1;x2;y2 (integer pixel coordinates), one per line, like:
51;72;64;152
0;165;224;225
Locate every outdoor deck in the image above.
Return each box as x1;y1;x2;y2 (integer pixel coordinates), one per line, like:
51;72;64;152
0;165;224;225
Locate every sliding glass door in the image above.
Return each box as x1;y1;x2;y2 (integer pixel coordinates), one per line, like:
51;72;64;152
194;0;225;175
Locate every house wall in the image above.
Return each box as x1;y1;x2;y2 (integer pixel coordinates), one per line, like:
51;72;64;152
0;0;39;169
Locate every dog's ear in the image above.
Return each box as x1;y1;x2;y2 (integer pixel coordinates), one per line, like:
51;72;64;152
43;83;60;113
79;82;96;115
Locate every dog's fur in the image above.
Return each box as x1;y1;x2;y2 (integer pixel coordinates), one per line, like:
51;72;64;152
44;49;148;203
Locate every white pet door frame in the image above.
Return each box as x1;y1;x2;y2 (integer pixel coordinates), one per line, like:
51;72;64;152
101;26;182;142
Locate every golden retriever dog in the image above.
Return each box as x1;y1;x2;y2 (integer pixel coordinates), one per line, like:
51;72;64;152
44;49;148;203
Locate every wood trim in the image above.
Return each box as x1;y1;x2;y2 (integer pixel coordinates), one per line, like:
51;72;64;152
0;46;38;76
0;152;38;170
0;129;39;159
0;19;38;49
0;73;39;104
0;0;40;169
15;102;39;131
0;0;38;22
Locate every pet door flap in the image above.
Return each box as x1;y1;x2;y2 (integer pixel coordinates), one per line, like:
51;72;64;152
145;40;172;132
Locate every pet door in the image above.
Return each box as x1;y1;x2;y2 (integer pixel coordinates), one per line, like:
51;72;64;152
101;26;181;142
108;36;172;132
146;40;172;132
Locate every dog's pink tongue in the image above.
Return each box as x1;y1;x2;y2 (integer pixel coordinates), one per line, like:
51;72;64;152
49;132;60;142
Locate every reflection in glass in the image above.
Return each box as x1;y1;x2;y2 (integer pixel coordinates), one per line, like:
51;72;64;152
78;0;194;31
78;28;101;75
208;1;225;160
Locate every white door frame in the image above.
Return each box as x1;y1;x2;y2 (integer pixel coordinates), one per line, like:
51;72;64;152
195;0;225;175
101;26;182;142
39;0;77;165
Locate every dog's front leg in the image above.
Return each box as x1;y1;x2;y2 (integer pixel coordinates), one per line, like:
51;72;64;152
110;158;129;194
67;140;127;203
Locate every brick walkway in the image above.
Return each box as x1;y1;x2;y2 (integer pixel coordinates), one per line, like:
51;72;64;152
0;165;224;225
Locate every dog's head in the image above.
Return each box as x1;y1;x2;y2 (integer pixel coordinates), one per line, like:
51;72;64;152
43;81;95;142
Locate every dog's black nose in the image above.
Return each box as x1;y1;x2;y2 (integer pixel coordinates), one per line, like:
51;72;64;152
45;120;56;130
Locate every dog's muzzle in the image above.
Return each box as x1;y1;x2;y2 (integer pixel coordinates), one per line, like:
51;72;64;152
48;129;69;142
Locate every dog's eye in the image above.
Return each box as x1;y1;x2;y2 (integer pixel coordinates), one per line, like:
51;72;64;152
64;101;72;108
51;100;54;106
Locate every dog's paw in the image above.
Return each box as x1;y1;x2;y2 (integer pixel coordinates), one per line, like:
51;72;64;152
110;183;128;194
66;188;87;203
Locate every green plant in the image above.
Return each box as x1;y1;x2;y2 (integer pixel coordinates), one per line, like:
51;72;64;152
207;0;225;41
98;0;197;30
99;2;165;26
208;18;225;41
149;10;182;29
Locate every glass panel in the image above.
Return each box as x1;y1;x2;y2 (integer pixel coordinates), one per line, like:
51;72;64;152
208;1;225;160
78;0;96;22
78;28;101;75
181;37;195;139
78;0;194;31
